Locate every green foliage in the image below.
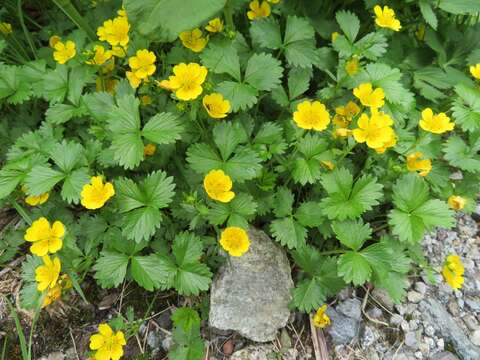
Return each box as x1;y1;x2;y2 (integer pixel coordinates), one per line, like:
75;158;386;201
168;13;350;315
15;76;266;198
169;307;205;360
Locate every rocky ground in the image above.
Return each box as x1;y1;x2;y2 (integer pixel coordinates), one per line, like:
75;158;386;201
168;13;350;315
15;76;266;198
1;206;479;359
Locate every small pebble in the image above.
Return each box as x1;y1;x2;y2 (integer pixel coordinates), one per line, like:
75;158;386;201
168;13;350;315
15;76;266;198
415;282;427;295
471;329;480;346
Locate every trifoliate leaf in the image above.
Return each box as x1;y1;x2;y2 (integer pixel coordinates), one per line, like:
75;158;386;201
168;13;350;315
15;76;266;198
244;53;283;91
43;65;68;103
213;121;248;160
335;10;360;42
45;103;85;125
337;251;372;286
61;167;90;204
292;134;329;185
284;40;318;68
122;206;162;243
354;32;388;60
82;91;115;122
131;254;175;291
93;251;130;288
172;232;204;267
284;16;315;44
142;112;183;144
216;81;258;111
250;17;282;49
270;217;307;249
0;64;32;104
207;193;257;228
332;219;372;251
200;38;241;81
221;148;262;182
174;262;212;296
443;136;480;172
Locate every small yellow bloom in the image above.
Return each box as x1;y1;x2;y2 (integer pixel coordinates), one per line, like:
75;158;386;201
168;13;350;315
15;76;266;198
0;22;12;35
442;255;464;290
321;160;335;170
96;77;118;94
24;189;49;206
35;255;61;291
42;285;62;308
128;49;156;80
24;217;65;257
203;93;231;119
419;108;454;134
247;1;271;21
334;101;360;127
374;130;397;154
469;64;480;80
159;63;208;101
205;18;224;33
334;128;352;138
179;28;208;53
111;46;127;58
345;57;359;76
49;35;61;48
374;5;401;31
86;45;113;65
53;40;76;64
313;304;331;328
140;95;152;106
352;112;394;150
267;0;280;3
144;143;156;156
220;227;250;257
448;195;466;211
331;32;340;42
89;324;126;360
97;16;130;47
59;273;73;290
117;6;127;18
293;100;331;131
353;83;385;109
81;176;115;210
203;169;235;203
406;152;432;177
126;71;141;89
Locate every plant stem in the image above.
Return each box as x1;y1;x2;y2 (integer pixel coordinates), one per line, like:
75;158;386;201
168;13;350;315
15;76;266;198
318;249;345;256
52;0;96;41
12;200;32;225
224;0;235;32
17;0;37;59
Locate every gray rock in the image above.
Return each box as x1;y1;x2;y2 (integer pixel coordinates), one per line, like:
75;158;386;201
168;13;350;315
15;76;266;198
147;331;161;349
361;325;379;348
209;228;293;342
390;313;404;326
415;282;427;295
408;291;424;303
419;298;480;360
230;345;274;360
464;315;479;331
431;352;460;360
161;335;173;352
465;297;480;312
337;298;362;321
405;331;418;349
471;330;480;346
366;306;383;319
325;307;361;345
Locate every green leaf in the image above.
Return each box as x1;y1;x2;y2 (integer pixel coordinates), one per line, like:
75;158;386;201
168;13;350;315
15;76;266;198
273;187;294;217
354;32;388;61
437;0;480;14
295;201;323;227
45;103;84;125
451;84;480;132
24;165;65;196
142;171;176;208
207;193;257;228
270;217;306;249
284;16;315;45
443;136;480;173
335;10;360;42
320;168;383;220
0;64;32;104
250;17;282;49
125;0;226;41
171;307;201;330
0;157;36;199
67;66;95;105
172;232;204;268
93;251;130;288
332;219;372;251
283;16;316;68
43;65;68;103
131;254;173;291
200;38;241;81
61;167;90;204
419;0;438;30
292;134;329;185
49;141;86;173
174;262;212;296
244;53;283;91
288;67;312;100
213;121;247;160
142;112;183;144
216;81;258;111
292;278;325;312
222;148;262;183
82;92;115;122
122;206;162;243
338;251;372;286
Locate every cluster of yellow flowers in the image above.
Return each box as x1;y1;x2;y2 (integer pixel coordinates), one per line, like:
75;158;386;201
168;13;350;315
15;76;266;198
247;0;280;21
97;7;130;57
178;17;224;53
126;49;156;88
202;169;250;256
89;323;126;360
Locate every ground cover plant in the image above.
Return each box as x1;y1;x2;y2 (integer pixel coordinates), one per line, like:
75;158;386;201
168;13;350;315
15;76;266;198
1;0;480;358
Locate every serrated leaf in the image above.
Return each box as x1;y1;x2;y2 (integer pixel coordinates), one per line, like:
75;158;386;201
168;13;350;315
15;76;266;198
93;251;130;288
142;112;183;144
24;165;65;196
285;40;318;68
338;251;372;286
172;232;203;267
270;217;306;249
222;148;262;182
174;262;212;296
131;254;174;291
200;38;241;81
122;206;162;242
207;193;257;227
284;16;315;44
43;66;68;103
244;53;283;91
273;187;294;217
213;121;247;160
336;10;360;42
443;136;480;173
419;0;438;29
61;167;90;204
295;201;323;227
332;219;372;251
216;81;258;111
292;278;325;312
288;67;312;100
250;17;282;49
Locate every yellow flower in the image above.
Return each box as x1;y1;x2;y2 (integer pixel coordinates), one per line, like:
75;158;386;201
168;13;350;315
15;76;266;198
24;217;65;257
97;16;130;47
111;46;127;58
117;6;127;18
140;95;152;106
333;101;360;127
220;227;250;257
49;35;61;48
352;112;394;150
144;143;156;156
374;5;401;31
53;40;76;64
59;273;73;290
35;255;61;291
406;152;431;177
247;1;271;21
89;323;126;360
42;285;62;308
448;195;466;211
203;93;231;119
374;130;397;154
159;63;208;101
345;57;359;76
353;83;385;109
331;32;340;42
419;108;454;134
203;169;235;203
86;45;113;65
469;64;480;80
96;77;118;94
128;49;156;80
267;0;280;3
126;71;142;89
81;176;115;210
0;22;12;35
442;255;464;290
24;188;49;206
293;100;331;131
334;128;352;138
313;304;331;328
205;18;224;33
179;28;208;53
